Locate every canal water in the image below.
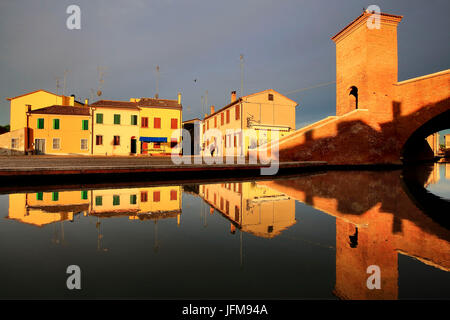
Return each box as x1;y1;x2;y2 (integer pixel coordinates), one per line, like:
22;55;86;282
0;163;448;299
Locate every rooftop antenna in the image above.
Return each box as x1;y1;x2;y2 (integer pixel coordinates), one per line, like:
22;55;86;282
63;69;69;96
55;77;61;96
97;66;105;97
155;65;160;98
205;90;208;112
240;54;244;97
201;95;205;117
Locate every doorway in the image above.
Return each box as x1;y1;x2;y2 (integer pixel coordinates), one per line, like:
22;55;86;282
131;138;137;154
34;139;45;155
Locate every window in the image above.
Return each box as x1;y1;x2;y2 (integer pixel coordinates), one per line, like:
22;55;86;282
235;105;240;120
268;93;274;101
81;190;88;200
153;142;161;149
82;120;89;130
95;196;103;206
226;110;230;123
170;190;177;201
36;192;43;201
226;200;229;214
202;124;205;134
154;117;161;129
37;118;44;129
11;138;18;149
171;118;178;129
349;86;358;110
214;117;217;128
220;198;224;210
81;139;88;150
113;136;120;146
170;139;177;149
221;113;225;125
214;193;216;204
52;138;60;150
153;191;160;202
141;191;148;202
131;115;138;125
141;117;149;128
207;120;209;130
114;114;121;125
234;136;237;147
96;135;103;145
130;194;137;204
52;192;59;201
113;195;120;206
96;113;103;124
235;206;240;222
53;119;60;130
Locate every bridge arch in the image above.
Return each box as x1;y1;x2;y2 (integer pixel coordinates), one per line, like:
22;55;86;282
401;108;450;162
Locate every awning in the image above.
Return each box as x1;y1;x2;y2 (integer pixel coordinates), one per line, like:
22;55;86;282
139;137;167;143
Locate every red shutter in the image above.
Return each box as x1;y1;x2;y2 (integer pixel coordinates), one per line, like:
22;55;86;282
154;118;161;129
153;191;160;202
235;105;240;120
226;110;230;123
221;113;224;125
141;191;148;202
170;190;177;201
171;118;178;129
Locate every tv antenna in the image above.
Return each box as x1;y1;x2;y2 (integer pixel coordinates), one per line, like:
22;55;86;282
155;65;160;98
240;54;244;97
63;69;69;96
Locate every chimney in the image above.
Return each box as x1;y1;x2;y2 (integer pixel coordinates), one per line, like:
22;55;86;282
210;105;215;115
155;93;159;99
84;99;89;106
177;92;182;104
231;91;237;102
26;104;31;112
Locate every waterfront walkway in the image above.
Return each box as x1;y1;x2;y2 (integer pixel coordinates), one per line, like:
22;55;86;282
0;155;326;177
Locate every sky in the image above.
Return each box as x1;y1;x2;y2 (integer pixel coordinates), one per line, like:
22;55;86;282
0;0;449;138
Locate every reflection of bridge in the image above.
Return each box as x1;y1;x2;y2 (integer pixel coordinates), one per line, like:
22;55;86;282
264;11;450;165
259;165;450;299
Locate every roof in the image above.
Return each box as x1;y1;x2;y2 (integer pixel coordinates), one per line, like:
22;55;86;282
90;100;141;110
90;98;181;110
28;105;91;116
203;89;298;121
331;11;403;41
6;89;63;101
136;97;181;109
183;118;201;124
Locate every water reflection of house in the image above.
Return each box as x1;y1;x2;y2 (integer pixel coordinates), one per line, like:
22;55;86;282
90;186;182;223
198;182;296;238
7;191;89;227
7;186;182;226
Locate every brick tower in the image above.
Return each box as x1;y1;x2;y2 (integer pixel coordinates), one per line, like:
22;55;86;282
331;10;403;116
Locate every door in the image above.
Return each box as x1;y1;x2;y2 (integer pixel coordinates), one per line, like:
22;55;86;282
131;138;137;154
141;142;148;155
35;139;45;155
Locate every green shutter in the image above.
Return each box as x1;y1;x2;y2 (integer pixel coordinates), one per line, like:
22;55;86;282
114;114;121;124
113;195;120;206
95;196;103;206
37;118;44;129
96;113;103;124
53;119;60;129
131;115;137;125
130;194;137;204
81;190;88;200
52;192;59;201
82;120;89;130
36;192;43;201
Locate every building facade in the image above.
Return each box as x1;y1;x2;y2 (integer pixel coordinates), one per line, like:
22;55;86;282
90;100;141;155
131;95;182;155
200;89;297;157
27;105;92;155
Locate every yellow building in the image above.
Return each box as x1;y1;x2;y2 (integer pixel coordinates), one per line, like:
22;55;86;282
7;190;90;227
90;100;141;155
7;89;81;132
200;89;298;157
130;95;182;155
89;186;182;223
27;105;91;155
198;181;296;238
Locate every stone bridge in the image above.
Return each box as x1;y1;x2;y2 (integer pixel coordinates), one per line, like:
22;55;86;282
262;11;450;165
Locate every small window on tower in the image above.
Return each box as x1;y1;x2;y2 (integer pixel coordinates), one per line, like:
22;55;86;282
268;93;274;101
